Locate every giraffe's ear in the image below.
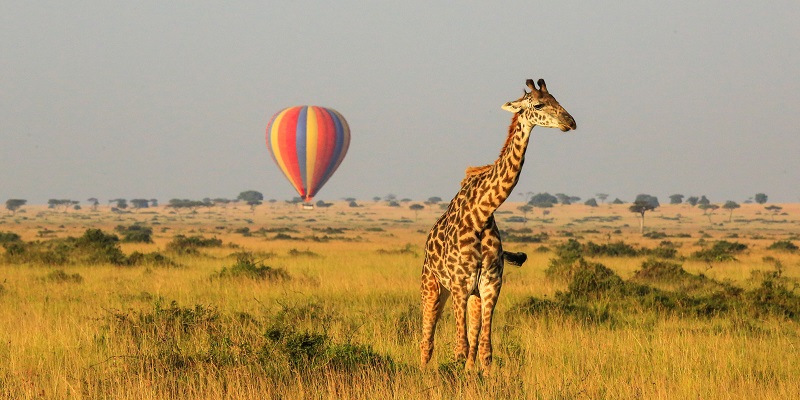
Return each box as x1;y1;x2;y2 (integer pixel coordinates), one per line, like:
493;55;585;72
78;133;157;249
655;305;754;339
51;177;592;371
502;101;521;113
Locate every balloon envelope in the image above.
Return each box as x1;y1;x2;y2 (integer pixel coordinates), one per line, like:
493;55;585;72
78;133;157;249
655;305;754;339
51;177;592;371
266;106;350;202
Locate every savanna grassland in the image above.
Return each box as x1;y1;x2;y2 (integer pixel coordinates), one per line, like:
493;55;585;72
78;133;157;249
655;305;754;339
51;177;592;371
1;201;799;399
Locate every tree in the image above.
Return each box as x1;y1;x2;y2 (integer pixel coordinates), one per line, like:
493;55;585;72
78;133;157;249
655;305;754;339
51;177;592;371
755;193;768;204
698;203;719;223
518;204;533;221
167;199;207;213
425;196;442;206
686;196;699;206
722;200;740;222
149;199;159;207
130;199;150;210
698;196;710;207
211;198;231;208
584;198;598;207
764;205;783;221
612;198;624;204
555;193;571;205
595;193;609;204
629;194;659;234
48;199;78;212
409;203;425;220
529;192;557;216
237;190;264;211
109;199;127;210
5;199;26;215
669;194;684;205
87;197;100;211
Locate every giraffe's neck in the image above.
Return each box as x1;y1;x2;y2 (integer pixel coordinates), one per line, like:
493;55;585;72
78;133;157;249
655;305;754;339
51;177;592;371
472;114;534;215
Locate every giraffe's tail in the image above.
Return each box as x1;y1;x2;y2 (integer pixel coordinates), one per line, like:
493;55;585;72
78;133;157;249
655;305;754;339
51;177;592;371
503;251;527;267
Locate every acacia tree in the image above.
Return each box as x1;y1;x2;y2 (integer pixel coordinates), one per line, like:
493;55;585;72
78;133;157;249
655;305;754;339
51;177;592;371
5;199;26;215
425;197;442;206
237;190;264;211
755;193;768;204
48;199;78;212
529;192;557;216
168;199;207;213
595;193;609;204
409;203;425;220
130;199;150;210
629;194;659;234
722;200;740;222
518;204;533;221
764;205;783;221
108;199;127;210
87;197;100;211
698;203;719;223
669;194;684;204
686;196;699;206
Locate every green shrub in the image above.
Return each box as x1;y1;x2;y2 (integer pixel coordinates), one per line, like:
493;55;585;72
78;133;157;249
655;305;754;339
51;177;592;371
166;235;223;254
4;229;127;266
43;269;83;283
0;231;21;244
127;251;178;267
544;239;583;281
691;240;747;262
767;240;798;252
584;241;638;257
115;224;154;243
214;253;290;281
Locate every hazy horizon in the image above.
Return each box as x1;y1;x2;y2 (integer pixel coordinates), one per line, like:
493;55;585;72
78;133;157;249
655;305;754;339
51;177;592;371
3;2;799;206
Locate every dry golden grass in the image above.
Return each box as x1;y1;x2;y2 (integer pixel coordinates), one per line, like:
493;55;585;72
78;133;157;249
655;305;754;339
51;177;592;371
0;201;798;399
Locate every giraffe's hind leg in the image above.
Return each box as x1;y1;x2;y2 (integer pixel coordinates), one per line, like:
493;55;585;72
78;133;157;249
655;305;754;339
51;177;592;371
477;256;504;373
465;293;482;370
420;264;449;368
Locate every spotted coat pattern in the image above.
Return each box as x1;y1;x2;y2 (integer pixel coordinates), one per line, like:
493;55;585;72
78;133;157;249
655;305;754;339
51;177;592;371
420;79;576;372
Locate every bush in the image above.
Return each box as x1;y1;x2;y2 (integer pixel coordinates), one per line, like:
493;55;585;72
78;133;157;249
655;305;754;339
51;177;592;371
767;240;798;252
74;229;127;265
127;251;178;267
115;225;154;243
0;231;22;244
4;229;128;266
584;241;638;257
691;240;748;262
544;239;583;281
44;269;83;283
214;253;290;281
166;235;223;254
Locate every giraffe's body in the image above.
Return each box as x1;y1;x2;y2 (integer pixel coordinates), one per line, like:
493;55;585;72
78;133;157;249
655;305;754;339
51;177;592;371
420;79;576;372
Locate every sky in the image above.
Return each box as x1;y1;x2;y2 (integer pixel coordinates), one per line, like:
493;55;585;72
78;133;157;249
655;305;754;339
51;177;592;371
2;1;799;205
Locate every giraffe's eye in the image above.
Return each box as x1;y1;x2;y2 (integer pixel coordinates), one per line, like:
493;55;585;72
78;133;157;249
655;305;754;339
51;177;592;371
533;104;545;110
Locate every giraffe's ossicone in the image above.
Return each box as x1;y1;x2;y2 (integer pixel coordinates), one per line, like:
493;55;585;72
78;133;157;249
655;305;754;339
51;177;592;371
420;78;576;372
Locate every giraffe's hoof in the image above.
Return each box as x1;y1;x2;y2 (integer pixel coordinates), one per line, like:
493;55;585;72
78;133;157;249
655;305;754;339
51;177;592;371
504;251;527;267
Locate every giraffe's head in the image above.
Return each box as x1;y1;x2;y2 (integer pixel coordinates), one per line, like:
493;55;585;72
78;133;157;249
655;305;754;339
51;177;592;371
502;79;576;132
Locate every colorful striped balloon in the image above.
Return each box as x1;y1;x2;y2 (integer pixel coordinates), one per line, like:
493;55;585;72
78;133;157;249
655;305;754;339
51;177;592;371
265;106;350;203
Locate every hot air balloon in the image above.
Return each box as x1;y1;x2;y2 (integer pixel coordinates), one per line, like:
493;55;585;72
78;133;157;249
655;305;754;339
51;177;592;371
265;106;350;203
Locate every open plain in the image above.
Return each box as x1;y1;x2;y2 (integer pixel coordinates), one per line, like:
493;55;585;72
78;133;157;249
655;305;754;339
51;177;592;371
1;201;798;399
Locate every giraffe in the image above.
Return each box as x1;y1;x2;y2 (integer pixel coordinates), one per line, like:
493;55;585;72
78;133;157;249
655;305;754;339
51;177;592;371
420;78;576;372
